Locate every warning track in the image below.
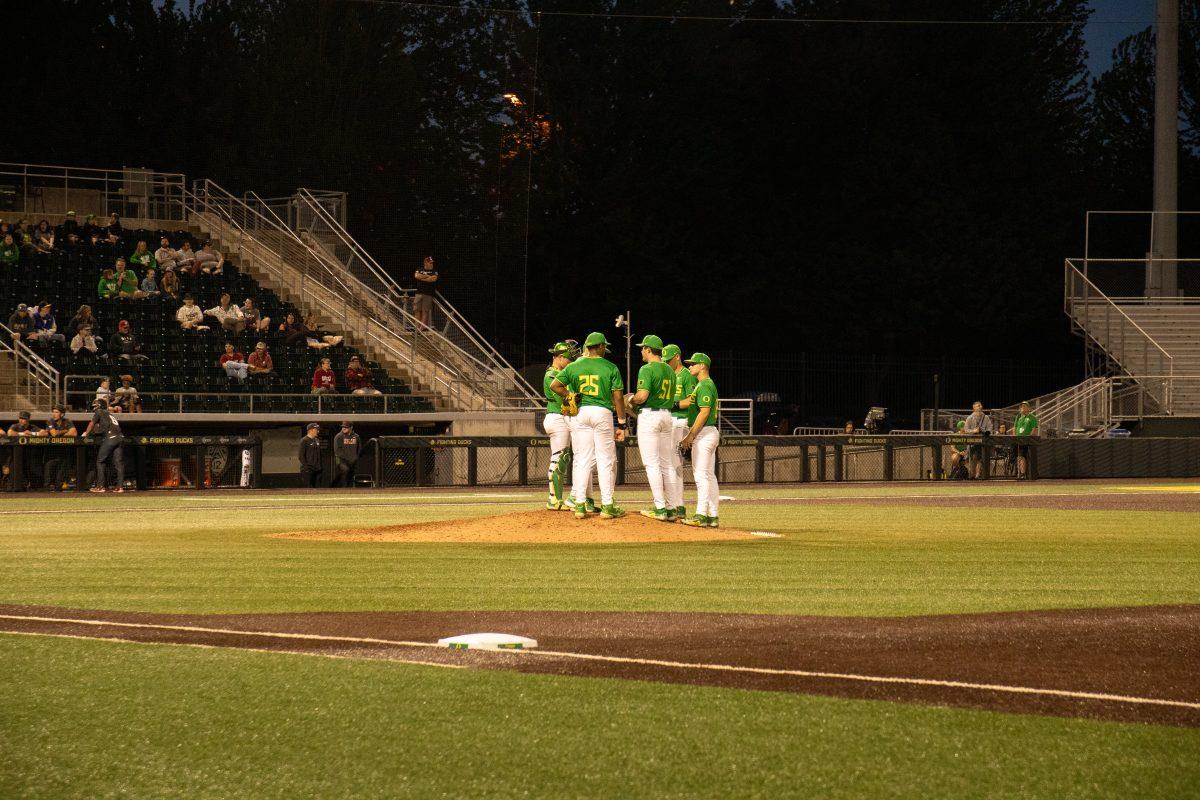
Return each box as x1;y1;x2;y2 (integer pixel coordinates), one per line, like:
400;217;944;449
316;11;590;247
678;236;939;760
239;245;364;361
1;604;1197;727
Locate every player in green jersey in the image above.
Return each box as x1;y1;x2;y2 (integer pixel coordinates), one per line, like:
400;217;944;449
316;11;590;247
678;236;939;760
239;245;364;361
550;331;628;519
662;343;696;521
678;352;720;528
624;334;677;521
542;340;581;510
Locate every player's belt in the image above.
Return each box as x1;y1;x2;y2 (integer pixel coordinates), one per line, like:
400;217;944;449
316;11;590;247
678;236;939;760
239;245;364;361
641;408;670;412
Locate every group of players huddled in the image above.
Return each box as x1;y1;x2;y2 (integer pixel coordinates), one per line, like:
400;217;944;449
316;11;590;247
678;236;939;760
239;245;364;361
542;332;720;528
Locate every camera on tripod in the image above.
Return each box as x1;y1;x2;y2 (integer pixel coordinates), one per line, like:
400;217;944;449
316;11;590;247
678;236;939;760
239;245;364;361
863;406;890;434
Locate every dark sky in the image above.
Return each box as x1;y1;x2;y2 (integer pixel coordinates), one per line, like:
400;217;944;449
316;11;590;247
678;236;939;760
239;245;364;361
1086;0;1156;77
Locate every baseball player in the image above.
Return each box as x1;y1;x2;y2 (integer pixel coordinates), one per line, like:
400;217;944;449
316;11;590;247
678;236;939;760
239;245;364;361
543;340;583;510
663;343;696;520
678;352;720;528
623;334;677;521
550;331;627;519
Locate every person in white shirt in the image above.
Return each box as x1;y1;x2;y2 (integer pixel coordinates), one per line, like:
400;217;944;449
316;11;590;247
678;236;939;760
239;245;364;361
205;293;245;335
154;236;179;272
176;241;196;273
194;243;224;275
176;295;209;331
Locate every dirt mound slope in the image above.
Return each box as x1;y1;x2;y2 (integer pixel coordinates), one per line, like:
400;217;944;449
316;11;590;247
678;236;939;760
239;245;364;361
271;509;767;544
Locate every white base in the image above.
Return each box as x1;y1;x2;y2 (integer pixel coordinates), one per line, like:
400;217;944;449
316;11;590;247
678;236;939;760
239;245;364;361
437;632;539;651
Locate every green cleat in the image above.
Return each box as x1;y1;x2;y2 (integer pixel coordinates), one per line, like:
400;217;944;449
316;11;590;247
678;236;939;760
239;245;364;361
546;497;564;511
584;497;599;514
674;506;686;522
600;504;626;519
639;507;672;522
679;514;709;528
706;516;719;528
573;501;588;520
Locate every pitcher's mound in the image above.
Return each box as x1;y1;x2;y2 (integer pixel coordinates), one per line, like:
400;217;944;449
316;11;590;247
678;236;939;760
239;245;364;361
272;510;759;544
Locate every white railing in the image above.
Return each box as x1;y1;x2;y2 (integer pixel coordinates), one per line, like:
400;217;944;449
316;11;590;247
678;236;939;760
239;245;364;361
717;398;753;435
0;322;61;408
0;161;185;221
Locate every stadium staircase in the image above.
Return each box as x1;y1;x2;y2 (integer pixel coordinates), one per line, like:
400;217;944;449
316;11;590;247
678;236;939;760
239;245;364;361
183;181;540;413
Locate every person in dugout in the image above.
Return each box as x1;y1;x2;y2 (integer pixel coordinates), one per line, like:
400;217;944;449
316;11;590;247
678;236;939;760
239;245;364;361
299;422;323;488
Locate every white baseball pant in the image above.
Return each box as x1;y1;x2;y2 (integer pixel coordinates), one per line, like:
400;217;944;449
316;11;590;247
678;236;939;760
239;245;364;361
571;405;616;507
636;409;675;509
691;426;721;518
543;412;571;502
667;416;689;509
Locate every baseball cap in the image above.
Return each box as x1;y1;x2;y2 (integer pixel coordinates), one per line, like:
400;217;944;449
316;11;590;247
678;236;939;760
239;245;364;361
306;423;321;431
256;341;267;349
118;319;129;328
548;341;572;355
18;410;30;420
67;210;76;217
956;420;966;430
684;352;711;367
636;334;664;350
662;344;681;361
16;303;26;311
584;331;608;348
341;420;352;428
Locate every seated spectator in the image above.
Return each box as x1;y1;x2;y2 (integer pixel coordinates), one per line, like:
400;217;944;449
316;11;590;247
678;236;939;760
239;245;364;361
280;312;342;349
81;214;104;245
205;293;245;336
34;220;55;252
129;239;156;271
8;303;34;343
345;355;382;395
108;320;150;364
303;314;342;347
15;220;35;255
194;242;225;275
160;267;180;299
154;236;178;271
113;374;140;413
70;325;103;362
0;233;19;266
0;221;10;240
248;341;274;376
40;404;78;491
30;303;65;347
219;342;249;381
56;211;81;246
115;260;143;299
241;297;271;332
176;295;209;331
68;304;98;337
105;213;124;245
97;267;120;299
140;268;160;297
94;377;116;410
176;241;196;273
948;419;969;479
7;410;38;437
311;357;337;395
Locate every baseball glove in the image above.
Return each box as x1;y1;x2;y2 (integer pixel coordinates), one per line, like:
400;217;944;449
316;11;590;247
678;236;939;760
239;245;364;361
678;441;692;463
561;391;580;417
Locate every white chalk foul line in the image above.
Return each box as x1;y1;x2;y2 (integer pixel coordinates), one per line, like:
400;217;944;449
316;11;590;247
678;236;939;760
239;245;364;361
0;500;535;517
1;614;1196;712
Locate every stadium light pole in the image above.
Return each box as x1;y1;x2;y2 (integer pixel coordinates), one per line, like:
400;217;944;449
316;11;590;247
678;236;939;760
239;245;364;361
615;311;632;388
1150;0;1179;297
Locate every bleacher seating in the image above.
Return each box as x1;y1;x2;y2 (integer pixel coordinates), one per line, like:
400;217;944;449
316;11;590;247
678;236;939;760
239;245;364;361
1;227;433;413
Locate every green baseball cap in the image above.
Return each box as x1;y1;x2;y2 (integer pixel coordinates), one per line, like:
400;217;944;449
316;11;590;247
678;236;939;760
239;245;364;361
684;352;711;367
584;331;608;348
662;344;681;361
636;334;663;350
956;420;966;430
548;341;572;355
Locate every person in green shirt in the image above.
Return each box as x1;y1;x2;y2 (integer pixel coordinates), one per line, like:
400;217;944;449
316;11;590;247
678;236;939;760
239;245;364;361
662;344;697;519
543;339;589;511
678;353;720;528
0;234;19;266
1013;401;1039;479
129;239;157;271
550;331;627;519
97;268;120;299
624;334;677;521
115;259;142;298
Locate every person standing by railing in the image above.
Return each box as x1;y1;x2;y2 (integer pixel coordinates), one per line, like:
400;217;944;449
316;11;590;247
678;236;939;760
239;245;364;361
1013;401;1039;479
413;256;438;328
83;398;125;493
963;400;994;479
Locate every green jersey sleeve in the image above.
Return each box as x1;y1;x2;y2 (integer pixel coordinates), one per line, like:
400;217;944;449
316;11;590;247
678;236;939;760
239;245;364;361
543;368;563;414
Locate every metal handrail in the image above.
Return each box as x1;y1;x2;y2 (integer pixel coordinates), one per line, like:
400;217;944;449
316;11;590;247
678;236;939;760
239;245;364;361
63;387;435;415
1064;259;1174;365
0;321;62;407
0;161;186;221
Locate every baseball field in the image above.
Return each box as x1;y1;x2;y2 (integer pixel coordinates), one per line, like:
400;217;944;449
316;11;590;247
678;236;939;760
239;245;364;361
1;480;1198;798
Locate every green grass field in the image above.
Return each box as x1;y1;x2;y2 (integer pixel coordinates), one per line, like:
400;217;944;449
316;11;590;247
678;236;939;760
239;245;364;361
2;483;1198;798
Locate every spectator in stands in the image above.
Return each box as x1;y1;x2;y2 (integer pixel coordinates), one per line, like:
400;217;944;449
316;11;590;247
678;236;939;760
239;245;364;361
140;268;160;297
56;211;81;246
70;325;102;363
109;320;149;364
220;342;249;381
843;420;855;435
7;410;38;437
311;357;336;395
345;355;382;395
332;421;360;488
34;220;55;252
154;237;178;271
30;303;65;348
194;242;225;275
129;240;156;271
68;304;97;336
205;293;245;336
15;220;35;256
948;419;969;478
105;213;124;245
413;255;438;328
280;312;337;350
40;404;77;491
97;267;120;299
963;400;994;479
0;233;19;266
299;423;323;487
113;374;140;413
84;397;125;493
94;377;115;409
160;267;180;299
176;295;209;331
303;313;343;348
81;214;104;245
248;341;274;376
115;259;143;299
1013;401;1039;479
241;297;271;332
176;241;196;273
8;303;34;343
